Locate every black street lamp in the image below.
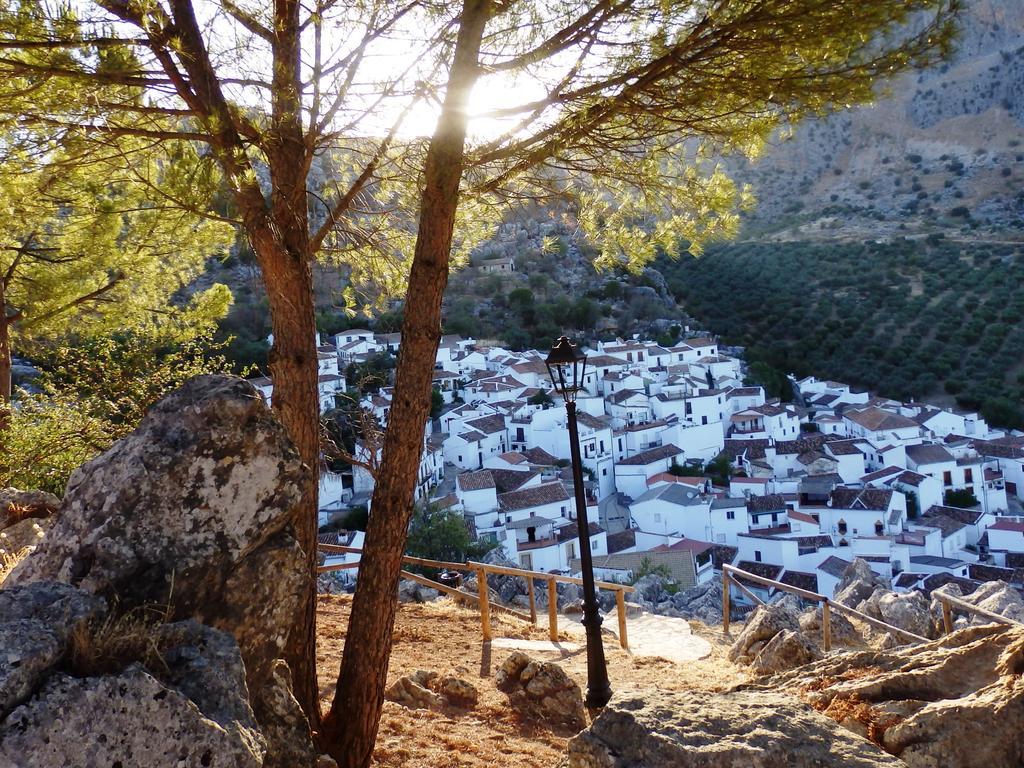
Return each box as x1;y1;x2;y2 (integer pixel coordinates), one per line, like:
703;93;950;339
544;335;612;708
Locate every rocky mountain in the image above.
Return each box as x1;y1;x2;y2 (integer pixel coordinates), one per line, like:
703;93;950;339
730;0;1024;240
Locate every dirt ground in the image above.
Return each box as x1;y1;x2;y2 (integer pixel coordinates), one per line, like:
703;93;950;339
316;595;747;767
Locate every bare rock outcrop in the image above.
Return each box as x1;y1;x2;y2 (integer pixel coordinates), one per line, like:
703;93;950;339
799;604;861;647
565;689;902;767
859;589;934;640
385;669;479;710
834;558;890;609
768;623;1024;767
750;629;823;676
496;651;586;730
1;376;318;767
727;601;800;665
0;488;58;556
0;582;106;720
0;612;267;768
7;375;309;692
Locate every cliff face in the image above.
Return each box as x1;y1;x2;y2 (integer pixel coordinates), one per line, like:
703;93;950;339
732;1;1024;239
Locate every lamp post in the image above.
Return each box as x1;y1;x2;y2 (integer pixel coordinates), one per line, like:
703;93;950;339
544;335;612;708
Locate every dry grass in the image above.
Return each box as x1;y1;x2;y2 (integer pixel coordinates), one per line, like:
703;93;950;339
316;595;745;768
66;603;173;678
0;546;30;586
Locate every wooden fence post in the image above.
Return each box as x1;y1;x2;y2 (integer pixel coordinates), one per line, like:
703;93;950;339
616;589;629;650
527;577;537;625
941;598;953;635
822;600;832;652
478;565;492;642
547;576;558;641
722;569;731;634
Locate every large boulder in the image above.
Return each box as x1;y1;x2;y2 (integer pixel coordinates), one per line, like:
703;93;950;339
632;574;669;604
0;616;267;768
799;604;862;647
728;601;800;665
0;582;106;720
834;559;889;609
951;581;1024;624
750;629;823;676
7;375;309;692
565;689;902;767
495;651;586;731
770;623;1024;767
874;590;934;640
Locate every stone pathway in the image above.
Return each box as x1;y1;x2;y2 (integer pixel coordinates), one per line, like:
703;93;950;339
560;611;712;664
491;637;582;654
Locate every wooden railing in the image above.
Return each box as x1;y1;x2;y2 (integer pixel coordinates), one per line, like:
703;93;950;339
933;587;1024;633
319;544;635;650
722;564;929;649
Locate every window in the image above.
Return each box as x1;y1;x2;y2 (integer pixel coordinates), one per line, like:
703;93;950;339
458;455;463;462
726;510;735;520
591;540;598;551
838;519;848;535
654;513;662;522
754;550;762;562
520;553;533;569
602;468;608;476
964;468;974;483
943;471;953;486
875;521;884;536
702;415;708;425
566;542;577;559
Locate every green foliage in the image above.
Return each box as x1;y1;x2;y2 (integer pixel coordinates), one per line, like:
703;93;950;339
905;490;919;520
527;390;553;406
405;503;496;572
2;313;231;494
430;387;444;418
632;557;673;584
705;452;732;487
944;488;980;508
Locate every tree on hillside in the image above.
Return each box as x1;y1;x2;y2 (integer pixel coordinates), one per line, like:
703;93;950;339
0;1;958;765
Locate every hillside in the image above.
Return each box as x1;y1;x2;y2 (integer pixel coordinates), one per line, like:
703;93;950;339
658;238;1024;427
730;0;1024;240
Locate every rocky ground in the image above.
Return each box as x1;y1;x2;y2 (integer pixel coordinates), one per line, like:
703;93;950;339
314;595;744;768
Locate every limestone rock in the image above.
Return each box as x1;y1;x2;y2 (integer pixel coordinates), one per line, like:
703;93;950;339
799;604;861;647
7;375;309;692
751;629;823;676
565;689;902;767
632;574;668;604
439;675;479;707
728;601;799;664
875;590;933;640
386;670;444;709
834;559;889;608
770;623;1024;767
0;664;266;768
0;620;62;722
0;488;59;528
253;660;318;768
954;581;1024;624
0;582;107;720
0;581;106;643
495;651;586;731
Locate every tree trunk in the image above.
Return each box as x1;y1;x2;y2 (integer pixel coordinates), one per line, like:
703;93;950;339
245;204;322;722
320;2;490;766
